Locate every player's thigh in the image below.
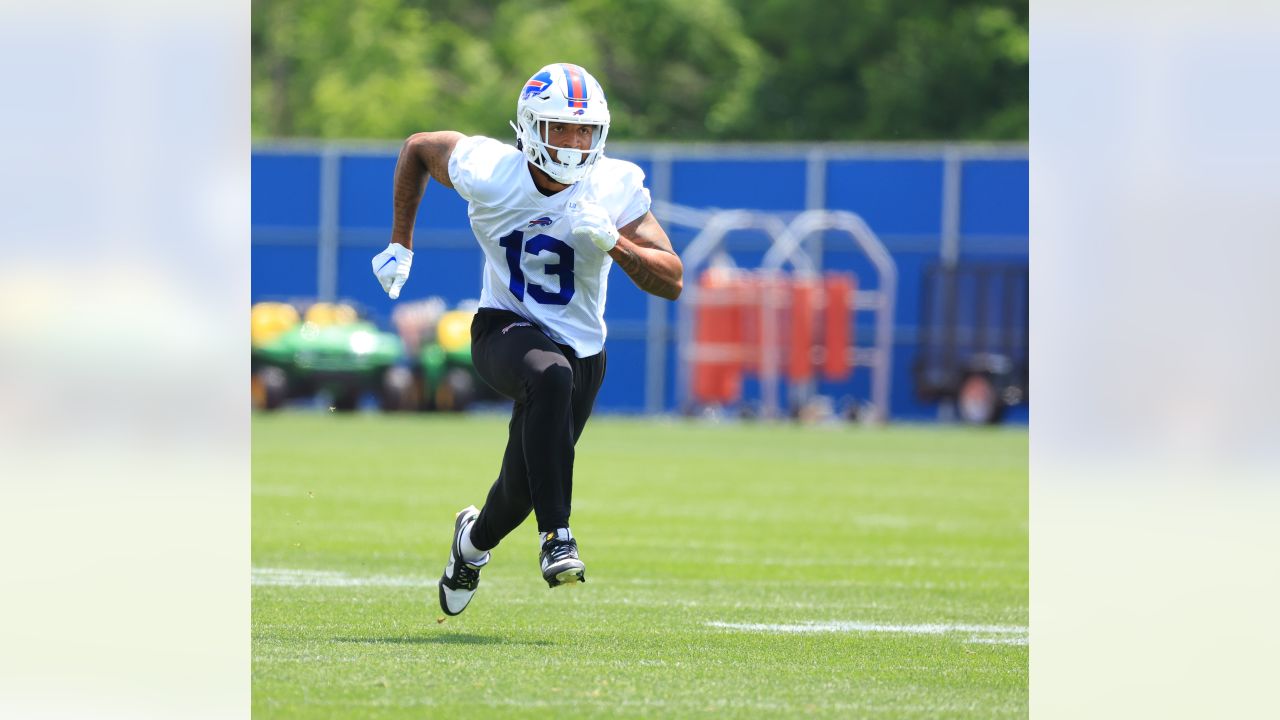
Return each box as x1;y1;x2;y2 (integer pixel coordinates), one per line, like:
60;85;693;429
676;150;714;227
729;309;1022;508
472;313;568;402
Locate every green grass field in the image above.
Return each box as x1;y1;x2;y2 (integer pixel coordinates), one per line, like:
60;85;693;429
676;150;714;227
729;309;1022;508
253;412;1027;718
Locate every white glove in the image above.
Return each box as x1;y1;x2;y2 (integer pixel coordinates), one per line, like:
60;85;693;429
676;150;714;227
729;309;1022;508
371;242;413;299
567;200;619;252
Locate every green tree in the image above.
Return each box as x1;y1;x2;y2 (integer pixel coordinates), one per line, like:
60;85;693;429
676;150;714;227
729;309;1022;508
252;0;1026;141
731;0;1027;140
253;0;763;140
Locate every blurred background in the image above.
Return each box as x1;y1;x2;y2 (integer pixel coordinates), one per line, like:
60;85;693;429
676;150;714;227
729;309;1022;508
250;0;1028;423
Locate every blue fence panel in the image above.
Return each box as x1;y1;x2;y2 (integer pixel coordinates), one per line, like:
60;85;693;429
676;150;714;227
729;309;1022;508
597;337;648;411
961;159;1029;236
825;159;944;235
252;154;321;227
672;159;807;210
338;155;395;229
251;244;318;300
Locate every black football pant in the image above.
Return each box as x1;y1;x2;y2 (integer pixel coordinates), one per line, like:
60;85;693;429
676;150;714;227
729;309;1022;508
466;308;606;551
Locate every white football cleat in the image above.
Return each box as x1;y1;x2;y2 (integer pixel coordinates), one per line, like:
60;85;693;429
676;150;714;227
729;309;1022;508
438;506;488;616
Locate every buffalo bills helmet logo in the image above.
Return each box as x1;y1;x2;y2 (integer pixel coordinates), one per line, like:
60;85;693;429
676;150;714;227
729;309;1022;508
527;216;554;227
521;71;552;100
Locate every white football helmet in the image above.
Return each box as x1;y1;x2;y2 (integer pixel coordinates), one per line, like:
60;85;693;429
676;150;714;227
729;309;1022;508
511;63;610;185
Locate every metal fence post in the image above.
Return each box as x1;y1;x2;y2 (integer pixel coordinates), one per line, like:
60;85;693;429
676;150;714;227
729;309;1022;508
645;151;674;414
317;148;341;301
805;149;827;270
941;148;962;268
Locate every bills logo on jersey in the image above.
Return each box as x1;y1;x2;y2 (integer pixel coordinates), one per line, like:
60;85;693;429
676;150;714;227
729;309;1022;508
521;71;552;100
527;216;554;227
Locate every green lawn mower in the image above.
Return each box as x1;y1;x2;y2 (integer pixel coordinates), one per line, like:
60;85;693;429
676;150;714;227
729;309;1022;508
251;302;412;411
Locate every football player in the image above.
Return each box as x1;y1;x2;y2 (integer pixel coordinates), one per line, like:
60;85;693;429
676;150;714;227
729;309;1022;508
371;63;683;616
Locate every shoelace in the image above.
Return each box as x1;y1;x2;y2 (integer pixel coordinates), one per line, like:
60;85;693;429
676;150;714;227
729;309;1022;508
544;539;578;564
455;562;480;590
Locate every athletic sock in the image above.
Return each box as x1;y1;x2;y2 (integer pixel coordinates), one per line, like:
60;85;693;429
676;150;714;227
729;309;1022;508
460;522;489;565
541;527;573;544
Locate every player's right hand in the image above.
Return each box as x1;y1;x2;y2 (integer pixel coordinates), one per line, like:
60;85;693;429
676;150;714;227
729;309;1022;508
567;201;619;253
372;242;413;299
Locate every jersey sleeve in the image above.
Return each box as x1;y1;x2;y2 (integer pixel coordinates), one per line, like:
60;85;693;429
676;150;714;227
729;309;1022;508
613;162;652;228
447;135;514;204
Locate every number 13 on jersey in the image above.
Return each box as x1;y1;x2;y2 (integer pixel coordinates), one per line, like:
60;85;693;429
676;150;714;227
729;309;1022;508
498;230;575;305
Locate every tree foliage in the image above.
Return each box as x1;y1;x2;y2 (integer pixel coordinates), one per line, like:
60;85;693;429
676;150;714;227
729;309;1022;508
252;0;1026;141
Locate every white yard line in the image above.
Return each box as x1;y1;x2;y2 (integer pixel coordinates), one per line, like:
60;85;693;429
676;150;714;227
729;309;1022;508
967;636;1029;645
252;567;435;588
707;620;1028;645
708;620;1025;634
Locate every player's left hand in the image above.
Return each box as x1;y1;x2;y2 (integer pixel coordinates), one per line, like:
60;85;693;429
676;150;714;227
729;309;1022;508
567;201;619;252
372;242;413;299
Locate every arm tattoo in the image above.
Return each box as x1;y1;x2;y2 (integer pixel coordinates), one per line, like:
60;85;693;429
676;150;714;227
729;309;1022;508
392;163;428;236
390;143;431;247
612;243;681;300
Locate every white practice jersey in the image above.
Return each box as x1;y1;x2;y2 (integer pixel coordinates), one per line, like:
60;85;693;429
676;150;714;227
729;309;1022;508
448;135;651;357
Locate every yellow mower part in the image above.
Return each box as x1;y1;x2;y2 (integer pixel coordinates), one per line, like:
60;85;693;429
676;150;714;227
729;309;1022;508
437;310;474;353
251;302;300;346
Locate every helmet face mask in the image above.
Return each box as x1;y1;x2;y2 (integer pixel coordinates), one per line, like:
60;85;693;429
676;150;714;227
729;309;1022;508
511;63;610;185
